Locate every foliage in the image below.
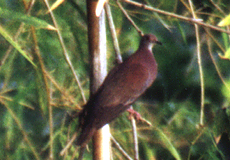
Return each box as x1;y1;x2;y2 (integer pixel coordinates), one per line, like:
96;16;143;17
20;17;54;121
0;0;230;159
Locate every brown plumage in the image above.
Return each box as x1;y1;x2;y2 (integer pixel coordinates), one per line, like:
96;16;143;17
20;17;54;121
76;34;161;146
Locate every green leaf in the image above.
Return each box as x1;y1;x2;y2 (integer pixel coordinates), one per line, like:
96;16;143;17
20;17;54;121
0;7;56;30
218;47;230;60
221;80;230;101
0;25;36;67
218;14;230;27
221;32;229;50
155;128;182;160
35;66;49;114
177;21;187;45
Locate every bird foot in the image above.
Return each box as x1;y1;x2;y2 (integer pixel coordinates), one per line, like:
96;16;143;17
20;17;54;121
127;108;142;121
127;108;152;126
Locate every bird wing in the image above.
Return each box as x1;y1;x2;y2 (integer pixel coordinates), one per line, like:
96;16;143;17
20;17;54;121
91;62;152;128
100;63;150;106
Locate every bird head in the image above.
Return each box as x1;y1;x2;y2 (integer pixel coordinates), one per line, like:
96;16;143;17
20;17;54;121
139;34;162;51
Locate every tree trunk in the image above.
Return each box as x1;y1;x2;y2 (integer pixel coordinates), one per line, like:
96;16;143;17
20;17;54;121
87;0;111;159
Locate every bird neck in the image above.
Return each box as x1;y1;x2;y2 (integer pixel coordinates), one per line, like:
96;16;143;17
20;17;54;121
133;46;156;64
138;42;154;52
138;46;154;55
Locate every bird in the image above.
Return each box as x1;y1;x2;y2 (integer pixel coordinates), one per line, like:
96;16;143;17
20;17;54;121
76;34;162;147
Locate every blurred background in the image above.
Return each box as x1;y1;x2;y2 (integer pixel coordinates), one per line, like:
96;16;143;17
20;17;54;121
0;0;230;159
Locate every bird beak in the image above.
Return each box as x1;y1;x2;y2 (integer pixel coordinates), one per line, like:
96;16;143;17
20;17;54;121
156;41;162;45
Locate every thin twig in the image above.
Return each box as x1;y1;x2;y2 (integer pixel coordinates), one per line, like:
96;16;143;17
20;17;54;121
206;34;230;92
209;0;225;15
116;0;143;36
179;0;191;13
60;132;78;156
44;70;82;110
187;127;207;160
130;108;139;160
0;94;35;110
188;0;205;127
122;0;230;34
104;3;123;64
43;0;87;104
204;29;225;53
111;136;133;160
49;83;54;159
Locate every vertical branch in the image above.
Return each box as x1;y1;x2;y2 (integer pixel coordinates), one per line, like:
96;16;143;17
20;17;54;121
131;116;139;160
87;0;111;159
48;85;54;159
104;3;122;63
188;0;205;126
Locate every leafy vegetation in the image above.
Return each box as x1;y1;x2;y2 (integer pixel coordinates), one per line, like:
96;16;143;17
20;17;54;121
0;0;230;159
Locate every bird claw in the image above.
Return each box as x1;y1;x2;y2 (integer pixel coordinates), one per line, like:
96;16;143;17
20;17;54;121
127;108;152;126
127;108;142;121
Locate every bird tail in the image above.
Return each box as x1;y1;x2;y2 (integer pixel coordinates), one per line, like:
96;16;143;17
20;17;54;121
76;125;97;146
